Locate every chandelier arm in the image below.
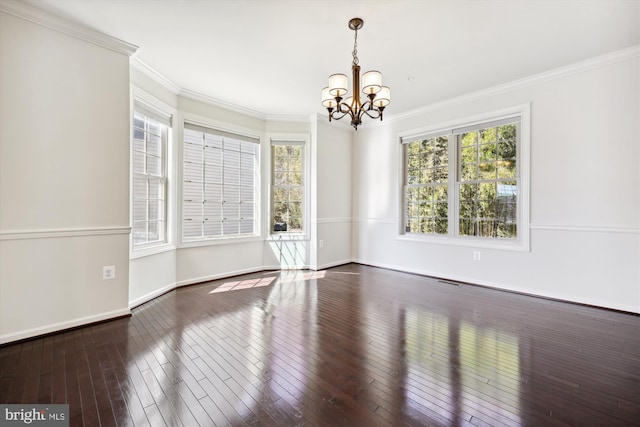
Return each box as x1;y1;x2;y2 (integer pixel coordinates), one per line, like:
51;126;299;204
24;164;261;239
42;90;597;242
361;108;382;120
330;108;353;121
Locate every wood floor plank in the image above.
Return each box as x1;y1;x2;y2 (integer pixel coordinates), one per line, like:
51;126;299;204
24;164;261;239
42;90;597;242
1;263;639;426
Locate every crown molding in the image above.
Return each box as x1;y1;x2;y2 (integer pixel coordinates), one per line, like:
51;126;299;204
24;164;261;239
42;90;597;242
264;113;311;123
387;44;640;124
1;0;138;56
179;88;268;121
130;56;180;94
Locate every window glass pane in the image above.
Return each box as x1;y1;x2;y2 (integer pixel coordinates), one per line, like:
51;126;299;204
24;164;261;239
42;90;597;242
289;187;303;202
239;185;253;201
148;178;164;200
133;222;147;245
460;131;477;147
133;113;145;130
239;219;254;234
479;162;496;180
223;221;239;235
147;133;162;157
224;139;241;152
240;202;253;218
148;221;161;242
184;128;203;145
478;143;496;162
184;164;202;185
183;220;203;239
479;127;497;143
133;200;147;222
204;220;222;237
497;158;516;179
133;132;144;151
133;177;147;199
183;202;203;222
184;142;203;163
204;183;222;203
204;146;223;166
223;167;239;186
204;133;222;149
149;200;164;221
133;151;145;174
147;119;162;137
147;154;162;176
204;165;222;183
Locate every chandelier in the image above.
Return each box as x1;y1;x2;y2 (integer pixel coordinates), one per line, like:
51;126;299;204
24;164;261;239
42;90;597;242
321;18;390;131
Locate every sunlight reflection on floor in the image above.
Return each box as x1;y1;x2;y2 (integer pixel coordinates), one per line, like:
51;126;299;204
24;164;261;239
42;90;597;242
210;271;327;294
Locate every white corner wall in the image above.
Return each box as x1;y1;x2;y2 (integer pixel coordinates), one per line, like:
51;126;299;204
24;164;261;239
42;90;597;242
0;10;133;343
353;50;640;313
315;119;353;269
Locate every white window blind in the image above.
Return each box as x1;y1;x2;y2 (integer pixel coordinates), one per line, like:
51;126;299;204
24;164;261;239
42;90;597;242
182;123;259;241
132;101;169;247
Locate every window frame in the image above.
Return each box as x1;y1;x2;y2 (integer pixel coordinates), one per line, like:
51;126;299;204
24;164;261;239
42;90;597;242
179;115;262;246
267;133;310;241
270;139;306;236
398;104;530;251
130;98;172;254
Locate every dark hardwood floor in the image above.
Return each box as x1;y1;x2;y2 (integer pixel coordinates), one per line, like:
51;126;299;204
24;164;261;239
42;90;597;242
1;264;639;426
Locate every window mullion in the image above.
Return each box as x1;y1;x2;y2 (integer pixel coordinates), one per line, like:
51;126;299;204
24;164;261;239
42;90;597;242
201;134;205;238
449;134;457;237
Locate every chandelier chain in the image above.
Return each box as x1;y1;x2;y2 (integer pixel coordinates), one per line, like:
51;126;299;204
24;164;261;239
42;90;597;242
352;28;359;66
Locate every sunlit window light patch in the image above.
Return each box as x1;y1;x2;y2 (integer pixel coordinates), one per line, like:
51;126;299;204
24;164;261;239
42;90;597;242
210;277;275;294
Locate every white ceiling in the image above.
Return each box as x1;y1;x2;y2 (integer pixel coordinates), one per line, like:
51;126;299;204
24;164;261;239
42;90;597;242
25;0;639;118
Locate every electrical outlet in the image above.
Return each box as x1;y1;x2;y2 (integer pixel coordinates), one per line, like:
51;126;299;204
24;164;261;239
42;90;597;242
319;240;324;248
473;251;481;261
103;265;116;280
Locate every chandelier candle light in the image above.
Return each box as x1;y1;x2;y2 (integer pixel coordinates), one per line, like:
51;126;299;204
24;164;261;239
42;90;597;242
322;18;390;130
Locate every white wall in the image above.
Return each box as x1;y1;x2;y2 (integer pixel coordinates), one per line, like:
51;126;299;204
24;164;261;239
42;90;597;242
0;9;134;343
315;119;353;269
353;51;640;313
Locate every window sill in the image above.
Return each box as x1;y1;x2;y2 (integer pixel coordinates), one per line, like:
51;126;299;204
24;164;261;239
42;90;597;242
266;233;309;242
179;234;263;248
130;242;176;259
397;233;530;252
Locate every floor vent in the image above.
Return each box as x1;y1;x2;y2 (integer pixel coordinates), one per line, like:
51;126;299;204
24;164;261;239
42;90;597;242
437;279;463;287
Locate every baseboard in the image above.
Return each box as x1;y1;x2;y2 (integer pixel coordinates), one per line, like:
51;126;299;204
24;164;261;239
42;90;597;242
314;258;355;271
0;307;131;345
129;282;177;309
352;258;640;315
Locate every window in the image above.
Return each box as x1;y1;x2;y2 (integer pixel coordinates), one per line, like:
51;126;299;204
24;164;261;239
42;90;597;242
271;141;304;233
402;111;526;246
182;123;259;241
132;102;169;247
405;135;449;234
458;121;518;238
